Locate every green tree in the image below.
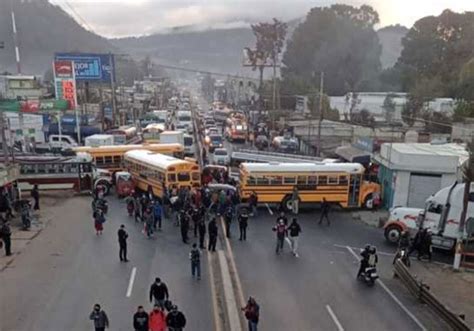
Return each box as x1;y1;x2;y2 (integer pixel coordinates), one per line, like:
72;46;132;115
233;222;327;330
282;4;381;95
453;100;474;122
396;10;474;96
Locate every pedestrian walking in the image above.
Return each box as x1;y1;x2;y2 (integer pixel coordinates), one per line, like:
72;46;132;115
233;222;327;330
89;304;109;331
291;187;299;215
408;228;425;259
0;221;12;256
238;209;249;241
273;220;287;254
94;209;106;235
242;297;259;331
144;207;154;238
276;211;288;225
166;305;186;331
149;305;167;331
133;305;149;331
118;224;129;262
248;191;258;217
197;218;206;249
287;218;301;257
190;243;201;280
134;195;142;222
149;278;169;309
153;200;162;230
31;184;40;210
208;217;218;252
420;229;433;261
224;206;233;238
191;208;200;238
318;198;330;225
180;210;190;244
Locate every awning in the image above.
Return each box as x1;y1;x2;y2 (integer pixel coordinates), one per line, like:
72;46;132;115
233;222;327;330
335;145;371;164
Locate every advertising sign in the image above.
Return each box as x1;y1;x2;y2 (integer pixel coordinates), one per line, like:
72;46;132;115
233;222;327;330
54;53;115;82
53;60;74;78
62;80;76;109
53;59;77;110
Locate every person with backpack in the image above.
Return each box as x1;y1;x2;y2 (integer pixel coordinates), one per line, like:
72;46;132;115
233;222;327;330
242;297;259;331
248;191;258;217
31;184;40;210
118;224;129;262
291;186;299;215
273;220;287;254
89;304;109;331
287;218;302;257
133;305;149;331
149;278;169;309
189;243;201;280
94;209;106;235
166;305;186;331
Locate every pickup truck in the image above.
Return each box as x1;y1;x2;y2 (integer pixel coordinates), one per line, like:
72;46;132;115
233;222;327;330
36;135;78;153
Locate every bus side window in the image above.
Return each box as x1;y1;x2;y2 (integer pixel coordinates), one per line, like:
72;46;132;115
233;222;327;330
284;177;296;185
256;177;269;186
318;176;328;185
104;156;113;164
308;176;317;185
328;176;338;185
192;172;200;181
270;176;282;185
113;156;121;164
37;164;46;174
297;176;307;185
70;164;78;173
339;176;348;185
247;176;256;186
96;157;104;165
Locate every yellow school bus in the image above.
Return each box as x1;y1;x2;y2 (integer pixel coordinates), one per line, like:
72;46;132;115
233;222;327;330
239;162;380;211
124;150;200;198
72;143;184;172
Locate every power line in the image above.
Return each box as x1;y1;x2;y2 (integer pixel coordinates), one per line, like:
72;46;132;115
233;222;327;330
63;1;95;33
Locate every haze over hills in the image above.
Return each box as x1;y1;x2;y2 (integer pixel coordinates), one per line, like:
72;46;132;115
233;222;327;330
0;0;407;79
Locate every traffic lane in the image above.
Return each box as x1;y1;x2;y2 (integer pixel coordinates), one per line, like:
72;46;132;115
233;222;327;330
105;197;214;331
230;212;446;331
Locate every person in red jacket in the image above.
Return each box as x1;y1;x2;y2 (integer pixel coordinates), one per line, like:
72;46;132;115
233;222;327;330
149;304;167;331
242;296;260;331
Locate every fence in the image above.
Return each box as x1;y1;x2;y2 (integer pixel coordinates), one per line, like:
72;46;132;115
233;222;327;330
393;259;471;331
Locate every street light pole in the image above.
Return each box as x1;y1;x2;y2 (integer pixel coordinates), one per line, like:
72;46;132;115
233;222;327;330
316;72;324;157
109;52;117;127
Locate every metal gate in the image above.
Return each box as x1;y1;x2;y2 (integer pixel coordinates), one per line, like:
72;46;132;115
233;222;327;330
407;173;442;208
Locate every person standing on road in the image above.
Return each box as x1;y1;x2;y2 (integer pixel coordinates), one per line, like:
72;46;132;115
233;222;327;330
180;210;190;244
89;304;109;331
318;198;330;226
291;187;299;215
133;305;149;331
149;278;169;309
144;207;154;238
287;218;302;257
166;305;186;331
118;224;129;262
191;207;200;238
134;195;142;222
242;297;259;331
149;304;167;331
94;209;106;235
238;209;249;241
0;221;12;256
197;217;206;249
31;184;40;210
224;206;233;238
276;211;288;226
248;191;258;217
189;243;201;280
408;228;425;259
420;229;433;261
273;220;287;254
153;200;162;230
208;217;218;252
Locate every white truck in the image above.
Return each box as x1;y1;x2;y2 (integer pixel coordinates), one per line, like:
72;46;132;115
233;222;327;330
160;131;184;147
176;110;193;134
384;182;474;250
85;134;115;147
36;134;78;152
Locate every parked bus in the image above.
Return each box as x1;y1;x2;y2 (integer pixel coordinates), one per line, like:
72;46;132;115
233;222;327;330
239;162;380;211
106;125;139;144
73;143;185;172
124;150;200;198
16;155;95;193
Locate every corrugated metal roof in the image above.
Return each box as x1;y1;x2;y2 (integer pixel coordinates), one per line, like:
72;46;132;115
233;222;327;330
390;143;467;157
241;162;364;174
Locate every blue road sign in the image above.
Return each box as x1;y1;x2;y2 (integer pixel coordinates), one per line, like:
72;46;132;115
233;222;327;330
54;53;115;82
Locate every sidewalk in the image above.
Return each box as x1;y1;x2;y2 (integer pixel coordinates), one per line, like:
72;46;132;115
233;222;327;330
409;260;474;328
0;191;74;271
352;209;389;228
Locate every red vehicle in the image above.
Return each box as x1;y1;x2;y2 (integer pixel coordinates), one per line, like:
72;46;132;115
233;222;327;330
115;171;133;198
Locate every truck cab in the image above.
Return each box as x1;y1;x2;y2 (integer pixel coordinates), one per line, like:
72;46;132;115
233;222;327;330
48;135;78;151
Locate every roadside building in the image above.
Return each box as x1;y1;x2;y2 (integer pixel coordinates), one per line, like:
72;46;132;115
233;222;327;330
0;75;43;100
374;143;468;209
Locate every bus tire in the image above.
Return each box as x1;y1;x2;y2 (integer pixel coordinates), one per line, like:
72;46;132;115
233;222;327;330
384;224;402;244
363;194;373;209
282;195;293;213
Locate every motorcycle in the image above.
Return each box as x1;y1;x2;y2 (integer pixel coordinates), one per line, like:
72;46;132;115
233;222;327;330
358;265;379;286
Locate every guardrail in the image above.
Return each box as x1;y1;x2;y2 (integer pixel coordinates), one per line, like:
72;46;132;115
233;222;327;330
393;259;471;331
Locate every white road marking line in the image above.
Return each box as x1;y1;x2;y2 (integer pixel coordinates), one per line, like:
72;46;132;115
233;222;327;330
265;203;273;215
126;267;137;298
325;305;345;331
345;246;427;330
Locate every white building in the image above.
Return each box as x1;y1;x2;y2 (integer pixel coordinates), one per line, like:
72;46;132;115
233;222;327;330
374;143;468;209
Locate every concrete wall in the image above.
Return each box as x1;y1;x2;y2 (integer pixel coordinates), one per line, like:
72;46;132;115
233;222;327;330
452;121;474;143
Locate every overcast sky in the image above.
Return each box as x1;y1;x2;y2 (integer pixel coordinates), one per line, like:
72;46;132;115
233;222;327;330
49;0;474;38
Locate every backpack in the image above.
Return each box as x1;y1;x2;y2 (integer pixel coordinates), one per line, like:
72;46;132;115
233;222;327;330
191;249;200;262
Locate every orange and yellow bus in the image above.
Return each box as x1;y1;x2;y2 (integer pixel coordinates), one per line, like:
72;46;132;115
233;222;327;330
72;143;184;172
239;162;380;211
124;150;200;198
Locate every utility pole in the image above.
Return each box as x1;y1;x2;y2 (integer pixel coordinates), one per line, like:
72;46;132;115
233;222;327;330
0;111;10;165
9;0;21;74
109;53;117;127
316;72;324;157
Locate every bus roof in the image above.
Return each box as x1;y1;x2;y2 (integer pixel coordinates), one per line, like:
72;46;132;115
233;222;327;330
240;162;365;174
124;150;189;170
72;143;183;154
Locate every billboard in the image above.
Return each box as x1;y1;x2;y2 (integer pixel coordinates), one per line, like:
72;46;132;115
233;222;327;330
53;59;77;110
53;60;74;79
54;53;115;82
